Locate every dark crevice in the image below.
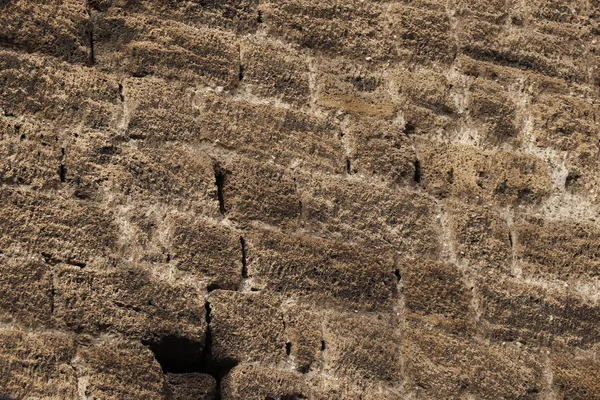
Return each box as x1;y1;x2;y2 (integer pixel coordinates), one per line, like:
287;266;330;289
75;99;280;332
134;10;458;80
240;237;248;279
59;147;66;183
257;10;263;23
320;340;326;351
238;64;244;81
286;342;292;356
213;163;227;215
145;301;237;400
508;231;513;248
413;160;421;184
394;268;401;283
41;252;86;268
404;122;415;136
345;158;352;174
118;83;125;102
50;274;55;315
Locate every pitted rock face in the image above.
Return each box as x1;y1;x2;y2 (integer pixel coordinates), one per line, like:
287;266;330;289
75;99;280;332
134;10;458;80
1;0;600;399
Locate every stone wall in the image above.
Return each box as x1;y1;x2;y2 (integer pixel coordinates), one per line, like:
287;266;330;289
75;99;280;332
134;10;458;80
1;0;600;399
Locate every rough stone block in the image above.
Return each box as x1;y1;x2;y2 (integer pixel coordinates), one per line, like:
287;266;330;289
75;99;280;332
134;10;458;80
480;277;600;349
403;327;543;399
0;330;77;399
323;312;401;385
0;187;119;265
221;364;314;400
165;373;217;400
346;116;417;186
390;66;458;135
196;93;345;173
240;39;310;105
400;258;474;335
0;0;91;64
260;0;396;61
297;175;441;258
469;79;520;146
219;158;301;229
246;229;398;312
0;50;120;129
0;252;52;327
282;305;323;373
0;117;63;190
531;92;599;152
316;58;396;118
445;200;512;275
551;353;600;400
93;13;239;87
391;3;456;64
90;0;260;33
76;339;165;400
53;261;206;347
208;290;286;365
416;139;552;205
514;218;600;281
166;212;242;291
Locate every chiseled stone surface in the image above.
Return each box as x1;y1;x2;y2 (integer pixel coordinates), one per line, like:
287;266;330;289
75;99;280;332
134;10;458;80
1;0;600;398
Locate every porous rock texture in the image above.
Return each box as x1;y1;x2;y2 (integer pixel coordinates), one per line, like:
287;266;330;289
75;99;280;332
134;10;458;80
1;0;600;399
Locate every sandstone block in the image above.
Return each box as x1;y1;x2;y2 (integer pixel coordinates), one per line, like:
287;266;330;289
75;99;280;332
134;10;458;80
166;373;217;400
166;212;242;291
76;339;165;400
93;13;239;86
0;330;77;399
218;158;301;229
403;327;543;399
240;39;310;105
400;258;474;335
0;50;120;129
0;0;90;64
53;262;206;349
514;218;600;281
416;139;552;205
297;175;441;258
0;253;52;327
323;312;401;385
445;200;512;275
316;58;396;118
208;290;286;365
480;277;600;349
221;364;314;400
246;229;398;312
346;116;417;186
260;0;396;61
0;188;119;265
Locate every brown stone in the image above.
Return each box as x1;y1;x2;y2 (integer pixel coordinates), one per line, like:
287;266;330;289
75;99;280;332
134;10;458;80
166;373;217;400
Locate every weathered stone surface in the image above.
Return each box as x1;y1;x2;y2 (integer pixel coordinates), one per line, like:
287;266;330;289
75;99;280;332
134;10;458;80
403;327;543;399
165;373;217;400
446;200;512;275
551;353;600;400
297;174;441;258
0;252;52;327
246;229;398;312
93;12;239;86
208;290;286;365
282;305;323;373
219;158;301;229
514;218;600;281
0;0;91;64
0;187;119;265
346;116;418;186
316;58;396;117
53;261;206;344
76;339;165;400
260;0;396;61
240;38;310;105
0;50;120;129
480;277;600;349
221;364;314;400
323;312;401;386
0;330;77;399
416;139;552;205
400;258;474;335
